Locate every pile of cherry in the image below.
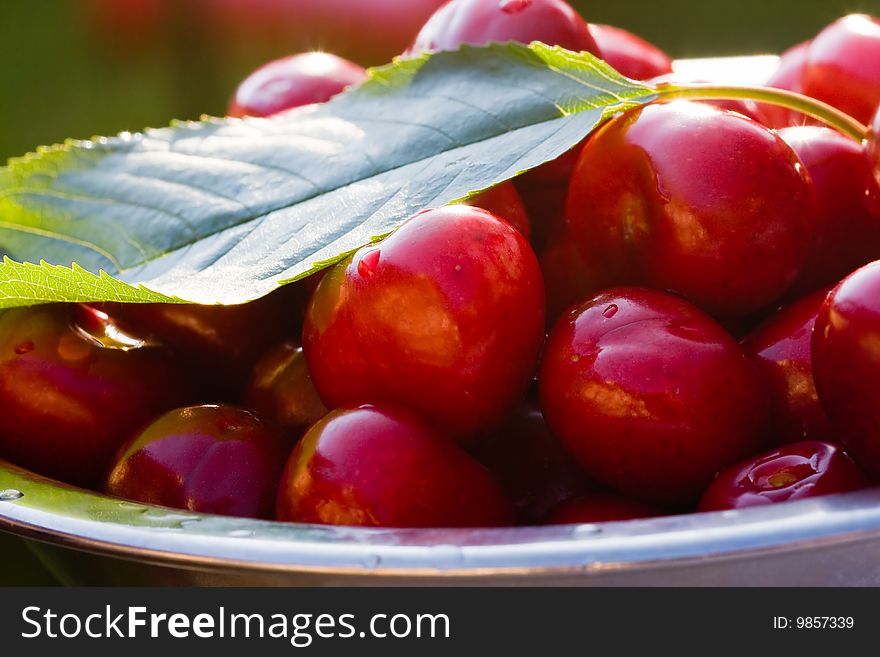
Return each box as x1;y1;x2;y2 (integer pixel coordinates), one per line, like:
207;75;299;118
3;0;880;529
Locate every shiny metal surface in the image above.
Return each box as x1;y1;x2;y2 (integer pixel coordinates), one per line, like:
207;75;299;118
3;459;880;585
4;55;873;586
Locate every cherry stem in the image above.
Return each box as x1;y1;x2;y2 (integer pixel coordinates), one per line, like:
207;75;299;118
655;84;870;142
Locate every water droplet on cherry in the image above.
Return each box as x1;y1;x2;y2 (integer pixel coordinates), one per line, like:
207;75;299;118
357;249;381;278
69;304;160;351
499;0;532;14
603;304;619;318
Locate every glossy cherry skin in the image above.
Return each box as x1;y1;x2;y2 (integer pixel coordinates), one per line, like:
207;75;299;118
107;405;290;519
813;261;880;477
741;289;833;446
472;402;591;524
243;341;328;440
539;288;769;507
100;285;304;399
228;52;367;118
0;305;194;488
760;40;811;128
276;405;514;528
588;24;672;80
406;0;600;57
565;101;815;319
303;206;545;440
802;14;880;125
463;182;530;239
777;127;880;295
544;493;663;525
697;441;867;512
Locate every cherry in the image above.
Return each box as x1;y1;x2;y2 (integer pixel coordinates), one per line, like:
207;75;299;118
588;24;672;80
243;341;328;440
801;14;880;125
565;101;815;319
777;126;880;295
107;405;290;519
472;402;591;524
462;182;530;239
539;287;768;507
760;40;811;128
544;493;664;525
813;261;880;477
0;305;194;488
276;405;513;528
406;0;600;57
228;52;367;118
303;205;545;440
741;289;834;445
697;441;868;512
100;285;304;399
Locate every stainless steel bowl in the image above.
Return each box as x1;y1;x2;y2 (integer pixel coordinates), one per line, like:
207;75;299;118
4;460;880;585
4;56;877;586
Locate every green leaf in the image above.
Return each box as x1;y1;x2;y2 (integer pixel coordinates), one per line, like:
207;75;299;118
0;43;656;308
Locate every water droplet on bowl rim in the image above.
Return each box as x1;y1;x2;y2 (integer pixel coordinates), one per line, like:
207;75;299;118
572;523;603;538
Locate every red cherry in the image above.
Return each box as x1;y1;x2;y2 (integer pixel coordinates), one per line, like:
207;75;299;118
0;305;194;488
777;126;880;295
813;261;880;477
406;0;600;57
588;24;672;80
107;405;290;519
276;405;514;528
462;182;530;239
303;206;545;440
228;52;367;118
544;493;664;525
100;285;304;399
472;402;592;524
698;441;868;512
565;101;815;319
539;287;769;506
760;40;811;128
243;341;328;440
741;289;834;446
801;14;880;125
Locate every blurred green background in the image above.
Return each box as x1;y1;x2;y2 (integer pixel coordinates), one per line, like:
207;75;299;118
1;0;880;585
2;0;880;163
